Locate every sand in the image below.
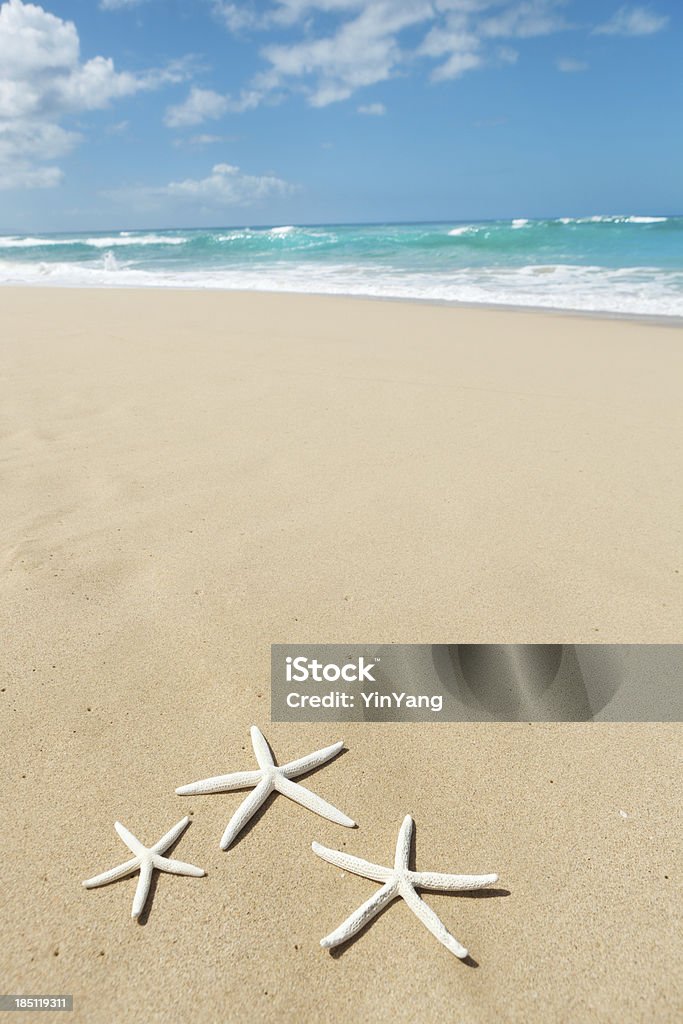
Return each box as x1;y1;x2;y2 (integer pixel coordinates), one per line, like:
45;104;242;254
1;288;681;1023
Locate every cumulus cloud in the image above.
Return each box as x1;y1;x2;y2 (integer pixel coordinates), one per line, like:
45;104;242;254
357;102;386;115
107;162;297;209
164;86;229;127
163;163;294;203
556;56;587;71
593;5;668;36
0;0;189;189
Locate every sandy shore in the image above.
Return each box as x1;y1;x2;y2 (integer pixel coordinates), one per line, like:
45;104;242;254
1;288;681;1022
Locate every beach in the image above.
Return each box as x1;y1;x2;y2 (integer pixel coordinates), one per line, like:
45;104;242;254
1;287;681;1022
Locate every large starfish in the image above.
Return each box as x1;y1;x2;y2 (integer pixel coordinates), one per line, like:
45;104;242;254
82;816;205;919
313;815;498;958
176;725;355;849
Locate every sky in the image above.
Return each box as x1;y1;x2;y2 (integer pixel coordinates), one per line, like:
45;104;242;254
0;0;680;231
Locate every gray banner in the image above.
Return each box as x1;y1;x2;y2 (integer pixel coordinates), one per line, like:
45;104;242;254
271;644;683;722
0;997;73;1012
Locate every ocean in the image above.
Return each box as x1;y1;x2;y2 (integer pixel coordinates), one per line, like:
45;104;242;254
1;215;682;317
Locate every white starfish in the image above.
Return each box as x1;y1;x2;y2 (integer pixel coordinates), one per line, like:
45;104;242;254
313;815;498;958
82;816;205;919
176;725;355;849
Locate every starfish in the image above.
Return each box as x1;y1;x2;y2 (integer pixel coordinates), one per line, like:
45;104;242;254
176;725;355;849
313;815;498;958
82;816;205;919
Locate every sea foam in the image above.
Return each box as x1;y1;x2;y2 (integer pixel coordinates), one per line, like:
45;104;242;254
1;217;681;317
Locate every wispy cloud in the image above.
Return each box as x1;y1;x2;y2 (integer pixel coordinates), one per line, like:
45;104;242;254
206;1;578;109
0;0;191;189
258;2;433;108
100;0;149;10
479;0;572;38
105;119;130;135
0;164;63;189
172;133;236;148
357;102;386;115
556;56;588;71
593;5;668;36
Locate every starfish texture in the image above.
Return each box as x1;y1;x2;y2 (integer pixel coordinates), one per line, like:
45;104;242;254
176;725;355;849
313;815;498;958
83;816;205;919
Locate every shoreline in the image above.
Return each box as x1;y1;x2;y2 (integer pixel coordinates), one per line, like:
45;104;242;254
1;281;682;327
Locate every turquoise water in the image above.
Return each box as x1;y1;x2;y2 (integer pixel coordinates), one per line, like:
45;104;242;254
1;215;682;316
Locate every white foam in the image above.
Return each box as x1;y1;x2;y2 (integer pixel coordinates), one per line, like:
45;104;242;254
269;225;296;236
214;230;255;241
0;236;81;248
1;258;681;317
511;219;529;228
83;234;188;247
447;226;477;236
0;233;188;249
557;215;669;225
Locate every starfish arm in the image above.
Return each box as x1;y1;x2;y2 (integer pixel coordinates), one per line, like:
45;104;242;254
114;822;147;858
131;859;154;919
411;870;499;892
400;884;469;959
154;855;205;877
394;815;413;871
275;775;355;827
280;741;345;779
175;770;263;796
250;725;275;770
320;881;398;949
220;776;273;850
82;857;140;888
150;816;191;854
312;842;392;882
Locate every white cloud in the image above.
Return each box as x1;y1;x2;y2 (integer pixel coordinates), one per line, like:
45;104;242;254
164;86;229;127
171;132;239;148
556;56;587;71
0;0;190;189
210;1;577;108
593;5;668;36
0;120;79;162
163;163;294;203
0;164;62;188
479;0;570;38
105;119;130;135
100;0;148;10
357;101;386;115
259;1;433;107
497;45;519;63
192;134;225;144
108;162;297;209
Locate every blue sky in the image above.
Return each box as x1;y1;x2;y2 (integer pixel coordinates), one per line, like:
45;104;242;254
0;0;679;230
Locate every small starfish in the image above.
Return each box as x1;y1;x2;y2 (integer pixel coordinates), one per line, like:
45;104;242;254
176;725;355;849
313;815;498;958
82;816;205;919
